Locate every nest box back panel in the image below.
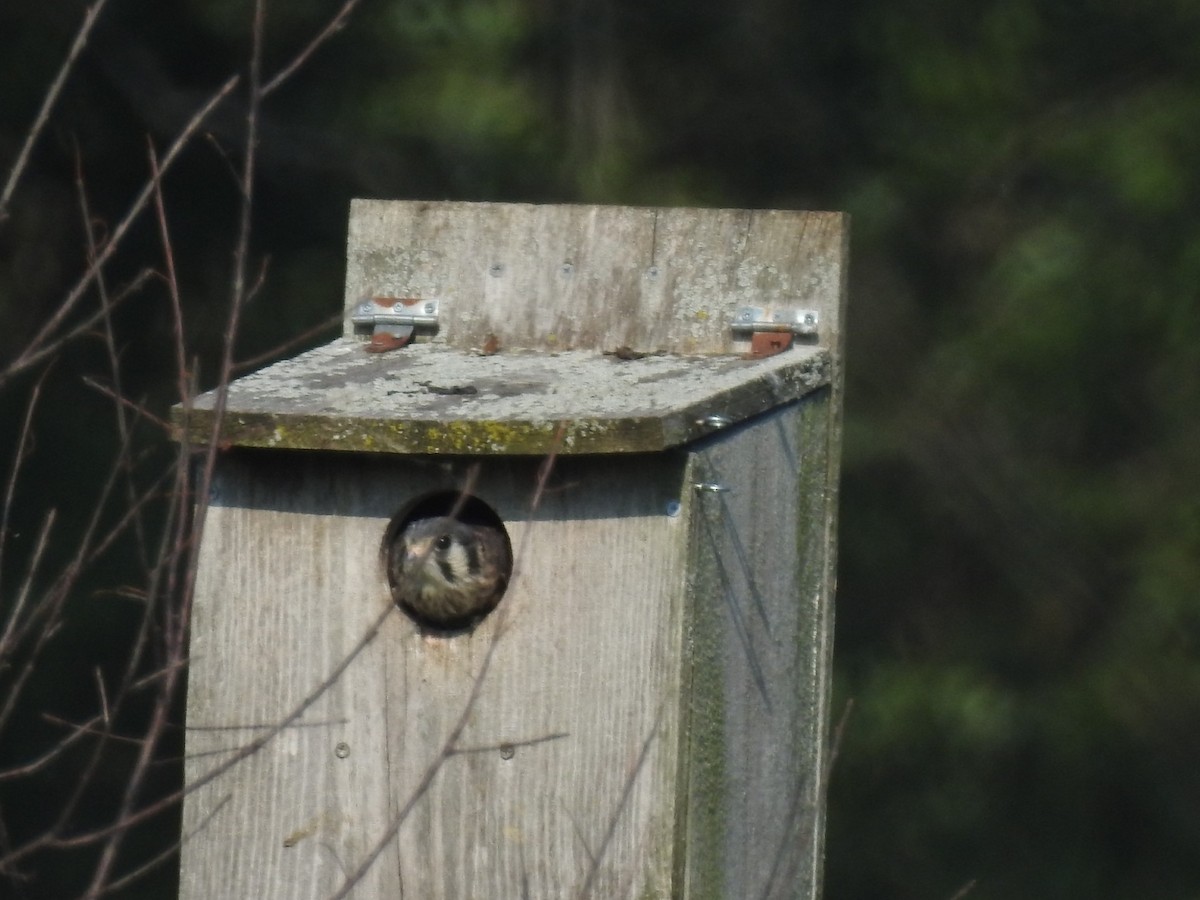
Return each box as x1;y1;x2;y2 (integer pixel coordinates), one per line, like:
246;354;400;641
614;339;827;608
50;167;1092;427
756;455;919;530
179;204;845;458
344;200;846;354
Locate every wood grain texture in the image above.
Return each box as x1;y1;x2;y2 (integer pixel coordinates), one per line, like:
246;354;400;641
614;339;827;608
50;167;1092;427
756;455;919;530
681;393;837;900
344;201;846;355
180;200;847;898
180;452;693;899
178;340;830;455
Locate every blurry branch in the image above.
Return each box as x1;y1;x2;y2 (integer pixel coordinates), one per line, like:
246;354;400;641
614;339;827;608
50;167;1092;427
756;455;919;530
0;0;111;222
75;143;152;575
0;434;168;822
824;697;854;782
0;463;171;748
0;367;48;602
81;0;271;888
79;179;193;900
261;0;362;98
0;75;240;391
81;378;173;434
96;795;233;898
0;268;157;379
0;0;368;892
326;610;500;900
232;311;344;373
50;604;395;857
327;430;567;899
0;511;55;670
576;703;664;900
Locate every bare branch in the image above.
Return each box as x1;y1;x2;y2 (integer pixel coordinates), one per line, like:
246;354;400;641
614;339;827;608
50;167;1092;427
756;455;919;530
95;795;233;898
576;704;665;900
81;377;172;434
326;612;505;900
0;0;112;220
260;0;362;98
0;75;240;390
0;368;50;604
326;438;566;898
75;141;152;574
48;602;395;856
0;269;156;381
824;696;854;782
232;311;343;373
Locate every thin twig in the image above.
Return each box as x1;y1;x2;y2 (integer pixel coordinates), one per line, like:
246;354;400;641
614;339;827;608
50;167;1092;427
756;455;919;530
326;615;505;900
448;732;569;756
260;0;362;98
0;708;94;783
48;601;395;855
232;311;343;373
95;795;233;898
82;49;254;888
576;704;665;900
74;141;152;574
0;0;112;220
81;378;172;434
824;696;854;782
0;367;50;598
327;432;566;898
0;75;240;391
0;269;156;382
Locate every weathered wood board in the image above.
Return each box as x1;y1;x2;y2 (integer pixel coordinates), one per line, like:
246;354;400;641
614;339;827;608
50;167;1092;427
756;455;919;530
343;201;846;356
180;340;830;455
178;201;847;899
181;453;693;899
683;392;837;899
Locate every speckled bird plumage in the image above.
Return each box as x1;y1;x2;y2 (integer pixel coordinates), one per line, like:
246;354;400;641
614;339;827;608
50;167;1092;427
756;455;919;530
388;516;510;628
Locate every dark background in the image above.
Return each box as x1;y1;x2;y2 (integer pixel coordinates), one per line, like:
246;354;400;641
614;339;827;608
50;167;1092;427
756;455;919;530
2;0;1199;896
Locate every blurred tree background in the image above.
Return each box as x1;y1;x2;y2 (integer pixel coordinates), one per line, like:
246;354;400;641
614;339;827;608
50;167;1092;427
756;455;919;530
2;0;1199;897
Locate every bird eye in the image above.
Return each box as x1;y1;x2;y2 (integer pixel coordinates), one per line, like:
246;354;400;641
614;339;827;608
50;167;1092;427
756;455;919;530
435;534;452;551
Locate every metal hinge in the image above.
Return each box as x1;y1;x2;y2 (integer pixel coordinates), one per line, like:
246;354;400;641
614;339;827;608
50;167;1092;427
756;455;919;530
352;298;441;352
730;306;819;358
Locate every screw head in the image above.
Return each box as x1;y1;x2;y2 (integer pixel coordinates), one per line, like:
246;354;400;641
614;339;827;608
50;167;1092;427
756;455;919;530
424;302;435;314
334;742;350;759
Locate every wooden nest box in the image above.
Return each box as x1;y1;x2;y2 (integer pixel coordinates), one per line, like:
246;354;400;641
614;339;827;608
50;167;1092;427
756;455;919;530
177;201;847;899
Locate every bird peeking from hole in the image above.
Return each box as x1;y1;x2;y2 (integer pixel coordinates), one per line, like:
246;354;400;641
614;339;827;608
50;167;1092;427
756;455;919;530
388;516;510;630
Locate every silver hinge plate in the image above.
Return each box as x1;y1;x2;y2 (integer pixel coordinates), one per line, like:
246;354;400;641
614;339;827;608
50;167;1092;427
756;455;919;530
730;306;819;335
730;306;819;358
352;297;441;352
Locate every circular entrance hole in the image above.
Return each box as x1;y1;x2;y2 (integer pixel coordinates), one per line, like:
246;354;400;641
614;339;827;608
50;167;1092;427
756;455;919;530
383;493;512;632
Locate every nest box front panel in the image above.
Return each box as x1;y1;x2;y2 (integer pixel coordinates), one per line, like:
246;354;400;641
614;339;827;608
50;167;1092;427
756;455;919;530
183;450;693;899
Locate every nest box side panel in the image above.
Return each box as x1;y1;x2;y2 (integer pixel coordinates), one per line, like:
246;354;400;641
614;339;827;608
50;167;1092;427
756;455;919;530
344;200;847;354
681;392;838;900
